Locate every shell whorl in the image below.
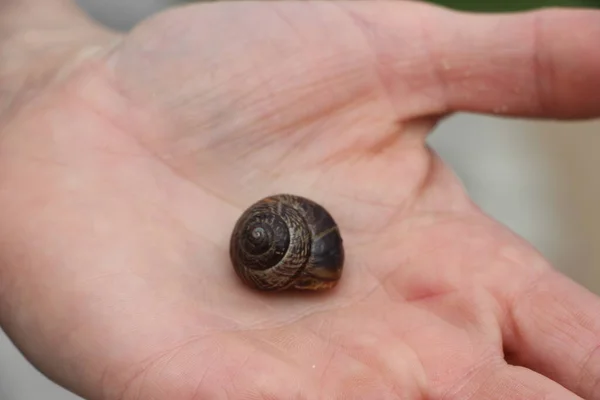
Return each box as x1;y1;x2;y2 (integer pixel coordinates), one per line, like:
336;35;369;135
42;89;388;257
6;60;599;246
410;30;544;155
229;195;313;291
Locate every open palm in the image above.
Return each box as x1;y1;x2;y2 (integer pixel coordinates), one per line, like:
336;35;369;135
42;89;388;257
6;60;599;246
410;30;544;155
1;1;599;399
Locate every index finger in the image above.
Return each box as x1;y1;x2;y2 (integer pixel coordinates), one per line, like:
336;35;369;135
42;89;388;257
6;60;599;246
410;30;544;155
502;268;600;399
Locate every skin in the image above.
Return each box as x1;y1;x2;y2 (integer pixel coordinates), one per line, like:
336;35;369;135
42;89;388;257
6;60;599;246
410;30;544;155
0;0;599;399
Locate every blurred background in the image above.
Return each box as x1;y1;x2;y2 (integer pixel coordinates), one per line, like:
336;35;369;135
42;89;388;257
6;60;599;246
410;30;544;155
1;0;599;398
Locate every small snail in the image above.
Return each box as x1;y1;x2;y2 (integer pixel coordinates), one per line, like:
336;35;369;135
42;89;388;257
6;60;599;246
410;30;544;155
229;194;344;292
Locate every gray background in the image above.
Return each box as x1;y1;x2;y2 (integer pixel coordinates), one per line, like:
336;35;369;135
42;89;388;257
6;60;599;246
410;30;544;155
1;1;599;398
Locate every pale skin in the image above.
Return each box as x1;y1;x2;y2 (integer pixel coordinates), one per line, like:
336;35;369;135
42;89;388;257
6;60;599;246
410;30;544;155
0;0;599;398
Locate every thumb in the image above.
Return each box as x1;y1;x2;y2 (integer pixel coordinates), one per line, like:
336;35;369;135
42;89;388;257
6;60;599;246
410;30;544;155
342;2;600;119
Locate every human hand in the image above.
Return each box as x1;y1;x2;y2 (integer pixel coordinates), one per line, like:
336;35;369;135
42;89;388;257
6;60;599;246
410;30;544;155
1;1;599;399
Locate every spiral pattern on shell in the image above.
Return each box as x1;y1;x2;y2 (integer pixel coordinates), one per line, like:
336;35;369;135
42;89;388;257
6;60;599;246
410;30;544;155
229;194;344;291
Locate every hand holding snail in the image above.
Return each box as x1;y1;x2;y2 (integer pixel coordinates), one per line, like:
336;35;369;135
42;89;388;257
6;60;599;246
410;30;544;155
3;0;600;399
229;194;344;291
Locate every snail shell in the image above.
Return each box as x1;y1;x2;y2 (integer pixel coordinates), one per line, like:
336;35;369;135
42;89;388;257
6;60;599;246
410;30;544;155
229;194;344;291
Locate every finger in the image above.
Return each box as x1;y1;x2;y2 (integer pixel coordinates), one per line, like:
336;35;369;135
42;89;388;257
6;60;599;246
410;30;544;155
450;363;583;399
503;268;600;399
341;2;600;119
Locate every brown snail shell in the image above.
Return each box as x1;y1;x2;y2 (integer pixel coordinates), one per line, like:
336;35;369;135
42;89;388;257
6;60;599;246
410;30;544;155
229;194;344;291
